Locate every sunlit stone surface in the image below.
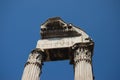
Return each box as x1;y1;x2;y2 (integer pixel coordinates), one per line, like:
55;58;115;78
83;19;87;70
22;17;94;80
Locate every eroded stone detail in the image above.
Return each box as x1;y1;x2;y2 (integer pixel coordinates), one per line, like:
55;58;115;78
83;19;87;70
22;49;45;80
73;44;93;80
74;47;92;65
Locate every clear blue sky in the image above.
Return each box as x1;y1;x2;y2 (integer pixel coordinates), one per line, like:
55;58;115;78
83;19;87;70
0;0;120;80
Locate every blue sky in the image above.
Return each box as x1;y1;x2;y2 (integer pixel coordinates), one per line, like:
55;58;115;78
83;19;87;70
0;0;120;80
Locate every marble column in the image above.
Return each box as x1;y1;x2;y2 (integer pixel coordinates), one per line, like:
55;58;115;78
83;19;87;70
22;49;45;80
73;45;93;80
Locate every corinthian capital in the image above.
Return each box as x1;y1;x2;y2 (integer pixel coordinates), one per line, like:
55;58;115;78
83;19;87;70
73;44;93;65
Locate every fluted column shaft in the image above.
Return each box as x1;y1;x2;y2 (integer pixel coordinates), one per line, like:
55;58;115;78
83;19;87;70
22;49;45;80
74;46;93;80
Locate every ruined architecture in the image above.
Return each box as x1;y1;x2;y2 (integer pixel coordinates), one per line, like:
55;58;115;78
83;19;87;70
21;17;94;80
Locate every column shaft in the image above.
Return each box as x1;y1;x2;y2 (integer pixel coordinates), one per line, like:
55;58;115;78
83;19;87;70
22;49;44;80
74;47;93;80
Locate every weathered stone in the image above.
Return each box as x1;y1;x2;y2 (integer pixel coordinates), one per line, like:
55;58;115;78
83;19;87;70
22;17;94;80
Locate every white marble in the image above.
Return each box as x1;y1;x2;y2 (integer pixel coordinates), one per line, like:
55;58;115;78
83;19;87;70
22;52;42;80
74;48;93;80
